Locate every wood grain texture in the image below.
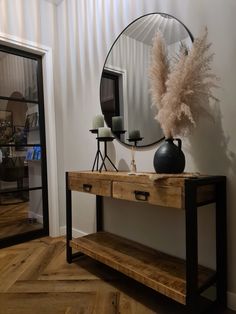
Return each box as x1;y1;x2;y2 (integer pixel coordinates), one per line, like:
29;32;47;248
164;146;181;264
0;237;233;314
113;181;183;208
68;171;188;187
68;176;111;197
68;171;217;209
70;232;215;305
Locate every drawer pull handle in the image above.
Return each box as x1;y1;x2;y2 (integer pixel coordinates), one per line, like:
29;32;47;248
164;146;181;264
83;184;92;192
134;190;150;201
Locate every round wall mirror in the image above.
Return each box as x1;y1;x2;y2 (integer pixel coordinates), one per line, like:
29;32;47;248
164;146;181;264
100;13;193;147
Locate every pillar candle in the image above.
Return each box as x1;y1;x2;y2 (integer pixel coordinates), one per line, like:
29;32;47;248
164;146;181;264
92;114;104;129
129;130;140;140
112;116;123;131
98;127;112;138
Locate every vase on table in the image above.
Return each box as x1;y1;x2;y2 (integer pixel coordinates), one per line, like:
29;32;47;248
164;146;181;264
153;138;185;173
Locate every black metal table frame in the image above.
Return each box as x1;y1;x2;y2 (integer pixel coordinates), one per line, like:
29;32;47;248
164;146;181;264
65;173;227;313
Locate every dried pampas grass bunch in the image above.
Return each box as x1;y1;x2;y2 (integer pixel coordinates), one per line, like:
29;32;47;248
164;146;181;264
149;32;169;109
149;28;218;139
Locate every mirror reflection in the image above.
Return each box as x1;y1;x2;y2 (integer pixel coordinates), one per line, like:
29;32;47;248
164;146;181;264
0;49;44;240
100;13;193;146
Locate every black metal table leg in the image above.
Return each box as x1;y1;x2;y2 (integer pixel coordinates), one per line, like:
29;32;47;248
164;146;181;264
66;172;73;263
216;177;227;308
185;179;199;313
96;195;103;231
66;172;85;263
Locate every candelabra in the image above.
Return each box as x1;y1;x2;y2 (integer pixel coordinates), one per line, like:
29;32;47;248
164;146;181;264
90;129;118;172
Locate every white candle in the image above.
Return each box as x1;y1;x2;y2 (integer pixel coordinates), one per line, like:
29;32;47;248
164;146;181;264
112;116;123;131
129;130;140;140
98;127;112;138
92;114;104;129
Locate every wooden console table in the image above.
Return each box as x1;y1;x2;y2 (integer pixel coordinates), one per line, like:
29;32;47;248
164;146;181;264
66;171;226;312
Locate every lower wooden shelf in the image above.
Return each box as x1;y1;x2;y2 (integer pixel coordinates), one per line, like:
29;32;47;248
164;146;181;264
70;232;215;305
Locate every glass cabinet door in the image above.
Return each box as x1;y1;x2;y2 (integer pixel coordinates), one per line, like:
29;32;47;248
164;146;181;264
0;45;48;247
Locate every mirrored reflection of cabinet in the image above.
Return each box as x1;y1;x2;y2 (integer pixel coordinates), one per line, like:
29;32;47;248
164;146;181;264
0;44;49;247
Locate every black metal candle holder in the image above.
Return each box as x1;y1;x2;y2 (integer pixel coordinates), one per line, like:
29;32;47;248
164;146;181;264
127;137;144;146
90;129;103;172
90;129;118;172
112;130;126;141
97;137;118;172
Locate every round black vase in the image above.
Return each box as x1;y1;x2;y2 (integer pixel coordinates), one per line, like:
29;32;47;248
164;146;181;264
153;138;185;173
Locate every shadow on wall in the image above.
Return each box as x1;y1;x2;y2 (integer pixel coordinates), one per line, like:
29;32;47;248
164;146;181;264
187;101;236;287
107;142;130;171
187;101;236;177
118;158;130;171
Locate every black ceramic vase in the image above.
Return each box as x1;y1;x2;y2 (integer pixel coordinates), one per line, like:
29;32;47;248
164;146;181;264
153;138;185;173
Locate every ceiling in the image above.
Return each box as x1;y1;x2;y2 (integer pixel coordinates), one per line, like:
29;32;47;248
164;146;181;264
124;14;190;46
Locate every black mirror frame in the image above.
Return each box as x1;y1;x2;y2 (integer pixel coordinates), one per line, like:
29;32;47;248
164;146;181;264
99;12;194;148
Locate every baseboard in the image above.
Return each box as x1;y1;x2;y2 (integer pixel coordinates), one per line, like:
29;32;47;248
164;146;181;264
228;291;236;310
59;226;88;238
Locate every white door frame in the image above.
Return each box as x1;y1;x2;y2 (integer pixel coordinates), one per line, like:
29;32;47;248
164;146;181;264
0;32;60;237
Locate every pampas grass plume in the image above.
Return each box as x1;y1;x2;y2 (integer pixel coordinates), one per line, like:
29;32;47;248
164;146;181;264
149;28;218;138
149;32;169;111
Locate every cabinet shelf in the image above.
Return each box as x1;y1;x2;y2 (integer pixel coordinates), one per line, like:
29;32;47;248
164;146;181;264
70;231;215;305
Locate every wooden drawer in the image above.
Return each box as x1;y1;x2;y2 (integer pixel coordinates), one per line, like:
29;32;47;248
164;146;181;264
69;176;111;197
113;181;183;209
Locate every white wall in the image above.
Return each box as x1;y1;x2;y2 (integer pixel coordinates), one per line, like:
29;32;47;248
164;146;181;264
56;0;236;307
0;0;56;47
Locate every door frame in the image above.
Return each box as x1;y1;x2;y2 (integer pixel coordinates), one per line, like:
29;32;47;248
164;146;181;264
0;32;59;237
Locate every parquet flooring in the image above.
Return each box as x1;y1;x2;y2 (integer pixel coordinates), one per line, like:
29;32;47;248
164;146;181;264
0;202;42;239
0;237;235;314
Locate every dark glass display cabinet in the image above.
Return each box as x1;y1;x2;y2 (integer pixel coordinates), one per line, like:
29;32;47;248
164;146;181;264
0;44;49;248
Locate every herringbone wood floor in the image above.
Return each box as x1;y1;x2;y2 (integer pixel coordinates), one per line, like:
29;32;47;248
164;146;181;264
0;237;235;314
